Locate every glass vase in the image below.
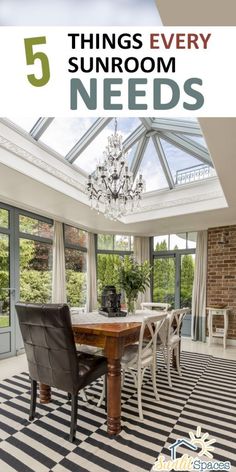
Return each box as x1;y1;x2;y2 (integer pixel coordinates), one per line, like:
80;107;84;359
127;298;136;315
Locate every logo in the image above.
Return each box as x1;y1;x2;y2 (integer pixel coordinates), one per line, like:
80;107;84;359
152;426;231;471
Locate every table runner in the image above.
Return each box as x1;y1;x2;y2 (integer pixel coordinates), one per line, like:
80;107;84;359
70;309;161;325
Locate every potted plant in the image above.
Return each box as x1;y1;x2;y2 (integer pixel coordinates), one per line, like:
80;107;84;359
119;256;152;314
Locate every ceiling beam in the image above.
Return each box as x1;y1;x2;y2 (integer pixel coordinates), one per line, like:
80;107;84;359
152;136;174;189
157;131;213;167
66;117;112;163
151;118;202;135
123;124;146;152
130;135;149;179
30;117;54;140
140;118;153;130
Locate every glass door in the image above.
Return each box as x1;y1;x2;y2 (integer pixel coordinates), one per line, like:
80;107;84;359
0;207;16;358
153;255;176;308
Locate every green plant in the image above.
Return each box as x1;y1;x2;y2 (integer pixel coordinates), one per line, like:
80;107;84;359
119;256;152;313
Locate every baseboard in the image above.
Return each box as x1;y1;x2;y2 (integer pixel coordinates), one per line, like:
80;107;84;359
205;336;236;346
182;336;236;346
16;348;25;356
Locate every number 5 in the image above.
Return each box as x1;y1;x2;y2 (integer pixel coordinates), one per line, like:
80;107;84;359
24;36;50;87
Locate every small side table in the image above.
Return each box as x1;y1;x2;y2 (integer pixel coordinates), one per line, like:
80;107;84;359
207;307;230;349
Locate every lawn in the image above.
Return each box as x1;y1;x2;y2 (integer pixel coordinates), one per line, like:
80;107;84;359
0;315;9;328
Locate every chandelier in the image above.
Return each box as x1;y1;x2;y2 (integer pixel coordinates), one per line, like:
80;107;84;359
87;119;145;220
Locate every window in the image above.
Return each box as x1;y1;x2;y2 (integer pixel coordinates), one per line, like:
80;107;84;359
153;256;175;307
19;214;53;303
64;224;87;308
0;234;10;327
180;254;195;308
152;233;196;320
19;215;53;238
0;209;9;229
64;225;88;248
96;233;133;301
97;234;133;251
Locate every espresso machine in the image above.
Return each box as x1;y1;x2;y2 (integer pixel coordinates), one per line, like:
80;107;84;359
99;285;126;317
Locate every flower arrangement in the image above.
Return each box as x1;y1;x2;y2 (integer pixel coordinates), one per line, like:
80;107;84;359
119;256;152;314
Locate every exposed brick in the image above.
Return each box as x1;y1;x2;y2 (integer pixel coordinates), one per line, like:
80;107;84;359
207;225;236;340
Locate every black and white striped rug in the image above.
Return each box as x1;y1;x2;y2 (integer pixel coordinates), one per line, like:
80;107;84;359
0;352;235;472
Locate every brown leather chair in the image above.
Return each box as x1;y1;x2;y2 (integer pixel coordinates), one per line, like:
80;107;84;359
15;302;107;442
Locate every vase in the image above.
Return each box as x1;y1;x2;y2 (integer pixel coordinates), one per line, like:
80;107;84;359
127;298;136;315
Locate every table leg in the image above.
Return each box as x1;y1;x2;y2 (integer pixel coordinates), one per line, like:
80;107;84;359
39;384;51;404
107;358;121;436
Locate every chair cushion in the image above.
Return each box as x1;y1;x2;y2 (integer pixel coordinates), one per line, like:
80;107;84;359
121;344;153;364
121;344;139;363
76;345;104;356
77;352;107;390
168;334;180;346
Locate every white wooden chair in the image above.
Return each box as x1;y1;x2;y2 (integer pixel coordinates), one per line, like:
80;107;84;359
158;308;189;388
141;302;171;311
121;312;167;420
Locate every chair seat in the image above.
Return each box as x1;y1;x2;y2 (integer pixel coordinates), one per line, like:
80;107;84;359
76;345;104;356
168;334;180;346
77;353;107;390
121;344;153;364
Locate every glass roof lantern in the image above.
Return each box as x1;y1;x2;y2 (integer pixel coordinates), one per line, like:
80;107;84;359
4;116;215;193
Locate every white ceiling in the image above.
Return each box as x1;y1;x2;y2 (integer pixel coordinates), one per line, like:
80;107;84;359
156;0;236;26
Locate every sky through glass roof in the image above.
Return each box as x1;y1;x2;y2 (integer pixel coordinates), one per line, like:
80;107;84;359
39;117;97;156
4;116;215;194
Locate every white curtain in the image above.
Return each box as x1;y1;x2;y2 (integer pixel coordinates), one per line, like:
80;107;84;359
191;230;208;341
134;236;151;308
87;233;97;312
52;221;67;303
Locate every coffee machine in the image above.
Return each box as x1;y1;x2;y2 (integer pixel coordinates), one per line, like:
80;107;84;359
99;285;126;317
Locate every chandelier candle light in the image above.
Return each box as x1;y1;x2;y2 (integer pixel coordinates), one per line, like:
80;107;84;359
87;119;145;220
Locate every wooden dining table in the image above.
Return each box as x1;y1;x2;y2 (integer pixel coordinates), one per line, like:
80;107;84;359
39;312;179;436
39;318;143;436
73;321;143;435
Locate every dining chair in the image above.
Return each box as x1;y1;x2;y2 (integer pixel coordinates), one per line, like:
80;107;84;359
15;302;107;442
121;312;167;420
140;302;171;311
158;308;189;388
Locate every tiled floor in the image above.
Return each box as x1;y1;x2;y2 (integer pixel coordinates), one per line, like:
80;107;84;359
0;348;235;472
1;338;235;382
182;337;236;360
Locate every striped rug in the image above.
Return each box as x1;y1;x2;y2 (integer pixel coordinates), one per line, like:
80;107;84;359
0;352;235;472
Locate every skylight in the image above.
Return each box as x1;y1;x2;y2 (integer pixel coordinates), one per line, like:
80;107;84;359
39;117;97;156
4;116;216;194
72;118;140;174
7;117;39;133
160;138;205;183
136;139;169;192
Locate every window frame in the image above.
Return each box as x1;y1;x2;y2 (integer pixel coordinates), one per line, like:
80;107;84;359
18;209;53;245
63;224;88;308
151;234;196;309
96;234;133;255
63;224;88;253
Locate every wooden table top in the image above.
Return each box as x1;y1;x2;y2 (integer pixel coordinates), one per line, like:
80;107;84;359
72;322;142;337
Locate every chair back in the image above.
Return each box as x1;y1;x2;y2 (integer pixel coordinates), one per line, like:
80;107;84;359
15;303;79;394
138;312;167;364
158;308;189;346
141;302;171;311
167;308;189;340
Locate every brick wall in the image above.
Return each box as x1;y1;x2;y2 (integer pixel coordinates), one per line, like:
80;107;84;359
207;225;236;339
